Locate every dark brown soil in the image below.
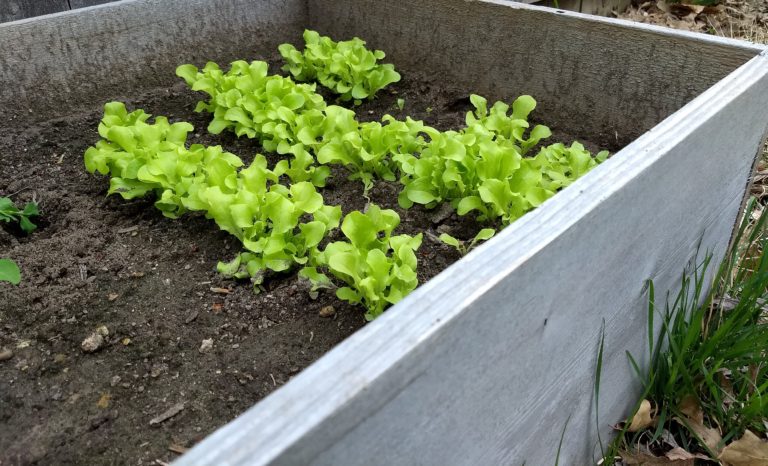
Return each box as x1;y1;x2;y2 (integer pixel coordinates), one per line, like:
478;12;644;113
0;65;608;465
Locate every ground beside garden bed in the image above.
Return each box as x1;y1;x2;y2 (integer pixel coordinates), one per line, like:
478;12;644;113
0;63;610;465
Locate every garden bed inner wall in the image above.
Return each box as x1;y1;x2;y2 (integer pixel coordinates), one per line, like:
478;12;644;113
0;0;305;127
1;0;767;464
309;0;762;148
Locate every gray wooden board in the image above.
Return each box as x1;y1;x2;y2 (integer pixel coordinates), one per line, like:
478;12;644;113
177;51;768;465
0;0;69;23
0;0;305;127
309;0;764;147
1;0;767;463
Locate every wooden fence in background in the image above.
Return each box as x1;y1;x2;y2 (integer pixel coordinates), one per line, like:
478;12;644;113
0;0;117;23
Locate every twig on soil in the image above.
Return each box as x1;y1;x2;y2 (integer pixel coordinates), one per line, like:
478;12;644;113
270;373;277;386
117;225;139;234
168;444;188;455
149;402;185;426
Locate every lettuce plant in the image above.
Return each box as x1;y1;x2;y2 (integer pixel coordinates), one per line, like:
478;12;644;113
395;129;482;209
84;102;244;218
466;94;552;154
316;107;436;196
0;259;20;285
176;59;430;196
207;157;341;286
85;103;342;287
0;197;39;234
396;94;607;227
439;228;496;256
176;60;327;152
305;205;422;320
279;30;401;103
532;141;609;191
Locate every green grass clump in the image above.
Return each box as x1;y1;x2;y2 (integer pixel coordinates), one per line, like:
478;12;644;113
606;197;768;460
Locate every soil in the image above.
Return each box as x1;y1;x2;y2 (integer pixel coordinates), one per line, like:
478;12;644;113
0;61;607;465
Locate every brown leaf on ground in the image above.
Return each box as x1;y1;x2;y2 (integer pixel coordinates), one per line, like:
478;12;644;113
665;446;709;461
616;0;729;35
628;399;656;432
617;0;767;45
621;447;696;465
674;415;723;454
719;430;768;466
678;395;704;425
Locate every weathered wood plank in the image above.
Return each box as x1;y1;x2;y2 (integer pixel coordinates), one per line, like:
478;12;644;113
309;0;764;147
177;51;768;465
0;0;69;23
0;0;306;127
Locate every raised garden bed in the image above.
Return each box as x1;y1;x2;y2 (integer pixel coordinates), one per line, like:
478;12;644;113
1;0;767;464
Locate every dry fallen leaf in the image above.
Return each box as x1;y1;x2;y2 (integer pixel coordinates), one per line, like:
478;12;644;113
621;448;695;465
679;395;704;425
674;415;723;454
168;444;188;454
719;430;768;466
665;447;709;461
628;399;656;432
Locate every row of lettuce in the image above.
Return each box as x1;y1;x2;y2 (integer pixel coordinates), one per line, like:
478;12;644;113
84;31;607;320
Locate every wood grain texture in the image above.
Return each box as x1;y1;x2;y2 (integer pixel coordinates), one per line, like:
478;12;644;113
177;52;768;465
0;0;306;127
309;0;763;147
0;0;69;23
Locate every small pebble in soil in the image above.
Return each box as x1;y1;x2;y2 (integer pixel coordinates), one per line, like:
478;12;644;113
318;305;336;318
0;348;13;361
199;338;213;354
81;325;109;353
150;363;169;378
258;317;276;329
184;311;199;324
